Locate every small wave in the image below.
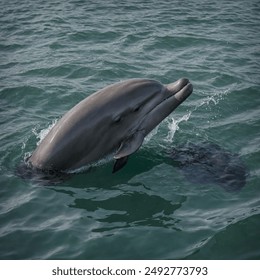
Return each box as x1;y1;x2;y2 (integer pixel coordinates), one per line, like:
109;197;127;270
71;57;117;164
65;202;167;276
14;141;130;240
0;43;25;51
21;65;75;78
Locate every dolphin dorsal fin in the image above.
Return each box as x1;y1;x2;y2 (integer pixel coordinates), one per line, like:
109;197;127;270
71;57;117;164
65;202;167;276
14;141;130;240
114;131;145;159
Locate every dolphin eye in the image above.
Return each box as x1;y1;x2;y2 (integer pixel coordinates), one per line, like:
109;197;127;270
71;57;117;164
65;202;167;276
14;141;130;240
133;105;141;112
113;115;121;123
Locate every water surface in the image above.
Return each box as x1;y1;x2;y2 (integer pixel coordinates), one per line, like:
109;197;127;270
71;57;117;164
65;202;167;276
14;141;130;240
0;0;260;259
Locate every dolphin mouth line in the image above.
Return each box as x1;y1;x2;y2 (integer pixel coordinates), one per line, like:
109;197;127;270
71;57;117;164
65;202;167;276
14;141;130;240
158;79;192;107
134;79;193;135
167;79;192;100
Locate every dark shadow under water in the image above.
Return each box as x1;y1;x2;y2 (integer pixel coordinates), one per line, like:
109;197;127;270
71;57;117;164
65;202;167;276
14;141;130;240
16;141;248;192
168;141;248;192
15;159;71;185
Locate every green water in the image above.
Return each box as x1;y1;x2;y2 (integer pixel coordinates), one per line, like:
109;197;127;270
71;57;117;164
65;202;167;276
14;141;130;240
0;0;260;259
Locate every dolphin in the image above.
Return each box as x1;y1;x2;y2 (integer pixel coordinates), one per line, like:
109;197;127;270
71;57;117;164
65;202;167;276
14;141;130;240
28;78;193;173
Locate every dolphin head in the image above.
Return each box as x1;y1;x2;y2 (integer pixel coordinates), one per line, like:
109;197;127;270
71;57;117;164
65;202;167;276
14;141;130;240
135;78;193;134
101;78;192;133
106;78;193;172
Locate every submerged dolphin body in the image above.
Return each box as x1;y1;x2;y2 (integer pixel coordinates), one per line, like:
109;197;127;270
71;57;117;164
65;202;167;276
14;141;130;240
169;141;247;191
29;78;193;173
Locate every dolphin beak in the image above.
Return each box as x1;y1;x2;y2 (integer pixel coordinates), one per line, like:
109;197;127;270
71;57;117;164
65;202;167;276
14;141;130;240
167;78;190;92
174;80;193;102
166;78;193;102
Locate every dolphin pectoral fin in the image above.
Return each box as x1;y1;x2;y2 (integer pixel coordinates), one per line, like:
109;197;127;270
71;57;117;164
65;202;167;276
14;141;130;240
114;131;145;159
112;131;145;173
112;156;129;173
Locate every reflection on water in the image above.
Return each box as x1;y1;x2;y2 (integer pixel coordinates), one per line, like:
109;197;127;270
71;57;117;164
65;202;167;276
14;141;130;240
70;191;186;232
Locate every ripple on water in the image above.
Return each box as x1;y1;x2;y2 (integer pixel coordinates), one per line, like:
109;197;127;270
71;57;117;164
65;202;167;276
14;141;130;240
0;0;260;260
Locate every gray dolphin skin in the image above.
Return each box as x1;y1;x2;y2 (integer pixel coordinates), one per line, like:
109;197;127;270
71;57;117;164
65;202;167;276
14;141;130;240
28;78;193;173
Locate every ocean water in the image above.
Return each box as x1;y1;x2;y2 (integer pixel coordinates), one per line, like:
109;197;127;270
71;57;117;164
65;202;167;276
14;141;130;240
0;0;260;260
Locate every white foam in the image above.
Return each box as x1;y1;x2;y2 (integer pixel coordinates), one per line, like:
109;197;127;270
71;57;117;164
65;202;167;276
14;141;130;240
67;153;114;174
164;87;231;143
165;112;192;143
33;119;58;146
143;125;159;144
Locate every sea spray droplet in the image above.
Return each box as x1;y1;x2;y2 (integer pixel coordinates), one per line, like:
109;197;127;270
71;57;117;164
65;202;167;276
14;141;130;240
165;112;192;143
163;88;230;144
33;119;58;146
143;126;159;144
197;88;231;109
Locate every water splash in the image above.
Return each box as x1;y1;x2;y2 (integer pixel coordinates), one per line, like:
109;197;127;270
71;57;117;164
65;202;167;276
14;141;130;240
144;126;159;144
68;153;114;174
139;88;231;146
164;88;231;143
198;88;231;107
165;112;192;143
32;119;58;146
